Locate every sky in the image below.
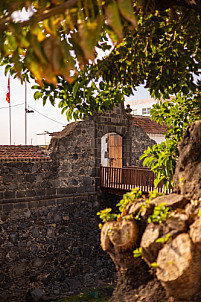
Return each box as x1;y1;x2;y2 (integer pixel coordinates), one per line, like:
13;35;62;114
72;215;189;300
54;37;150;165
0;67;69;145
0;66;150;146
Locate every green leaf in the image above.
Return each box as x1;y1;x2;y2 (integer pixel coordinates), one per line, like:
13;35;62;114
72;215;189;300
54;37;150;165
142;156;153;167
34;91;43;100
4;64;12;76
105;0;123;41
133;247;142;258
61;40;76;69
73;81;79;98
117;0;137;28
99;81;104;90
150;262;159;268
97;208;118;222
156;234;171;243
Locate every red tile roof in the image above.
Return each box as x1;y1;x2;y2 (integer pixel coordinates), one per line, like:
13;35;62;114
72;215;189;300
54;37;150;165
132;116;167;135
0;145;51;163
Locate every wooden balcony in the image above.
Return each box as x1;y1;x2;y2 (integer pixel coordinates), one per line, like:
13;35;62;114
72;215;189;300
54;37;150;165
100;166;173;196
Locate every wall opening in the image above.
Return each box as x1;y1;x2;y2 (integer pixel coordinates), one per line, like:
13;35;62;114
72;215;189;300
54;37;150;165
101;133;122;168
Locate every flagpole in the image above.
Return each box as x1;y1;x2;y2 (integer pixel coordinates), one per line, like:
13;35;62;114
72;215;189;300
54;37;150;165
25;80;27;145
9;75;11;145
6;75;11;144
9;99;11;145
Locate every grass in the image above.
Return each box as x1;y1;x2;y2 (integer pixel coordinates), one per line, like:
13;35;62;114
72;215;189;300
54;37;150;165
51;285;115;302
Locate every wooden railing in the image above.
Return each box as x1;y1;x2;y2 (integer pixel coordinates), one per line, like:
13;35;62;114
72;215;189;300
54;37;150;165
100;166;173;195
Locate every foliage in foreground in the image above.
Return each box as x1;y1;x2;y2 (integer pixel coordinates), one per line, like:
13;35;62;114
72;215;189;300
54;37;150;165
140;94;201;191
1;2;201;121
97;188;166;225
98;188;171;263
30;8;201;121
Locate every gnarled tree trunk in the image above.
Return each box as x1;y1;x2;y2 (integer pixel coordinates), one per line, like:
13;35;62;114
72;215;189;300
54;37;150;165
101;120;201;302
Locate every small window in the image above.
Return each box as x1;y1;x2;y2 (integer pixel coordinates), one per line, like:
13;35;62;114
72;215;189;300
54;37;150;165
147;107;151;115
132;109;137;115
142;108;147;115
142;107;151;115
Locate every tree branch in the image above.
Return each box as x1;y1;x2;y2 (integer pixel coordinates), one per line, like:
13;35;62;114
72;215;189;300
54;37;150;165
155;0;201;12
0;0;78;30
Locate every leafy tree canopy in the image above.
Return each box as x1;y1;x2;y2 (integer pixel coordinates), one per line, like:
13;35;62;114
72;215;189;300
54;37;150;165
0;0;137;85
1;0;201;119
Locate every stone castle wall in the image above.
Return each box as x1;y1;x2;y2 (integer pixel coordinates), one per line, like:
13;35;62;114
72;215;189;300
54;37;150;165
49;104;155;192
0;104;155;203
0;161;57;204
0;104;156;301
0;193;119;302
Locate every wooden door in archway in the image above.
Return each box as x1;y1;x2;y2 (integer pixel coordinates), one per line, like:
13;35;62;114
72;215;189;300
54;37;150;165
108;133;122;168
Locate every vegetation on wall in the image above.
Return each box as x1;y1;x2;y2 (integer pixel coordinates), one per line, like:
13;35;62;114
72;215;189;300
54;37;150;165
97;188;166;225
141;95;201;190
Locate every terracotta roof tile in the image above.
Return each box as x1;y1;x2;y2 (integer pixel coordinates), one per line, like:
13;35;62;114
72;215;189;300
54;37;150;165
132;116;167;135
0;145;51;163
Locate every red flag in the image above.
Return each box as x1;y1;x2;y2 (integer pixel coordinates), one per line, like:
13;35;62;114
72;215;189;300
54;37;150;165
6;77;10;103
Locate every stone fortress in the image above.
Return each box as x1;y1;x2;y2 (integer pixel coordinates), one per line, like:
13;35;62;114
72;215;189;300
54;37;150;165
0;103;167;301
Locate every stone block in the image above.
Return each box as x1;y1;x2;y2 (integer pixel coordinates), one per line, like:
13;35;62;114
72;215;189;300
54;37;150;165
91;140;95;148
33;257;45;268
57;187;67;195
83;177;91;186
72;153;78;160
4;190;15;199
57;196;74;204
26;190;36;198
46;188;56;196
35;188;46;197
65;187;77;194
9;232;19;244
25;174;36;182
27;200;39;209
86;185;95;193
29;288;45;302
13;202;28;210
95;178;100;188
38;199;56;207
91;168;96;177
13;263;27;276
16;191;26;198
0;191;3;200
111;118;117;124
68;278;82;291
77;186;86;193
71;179;78;186
2;203;13;211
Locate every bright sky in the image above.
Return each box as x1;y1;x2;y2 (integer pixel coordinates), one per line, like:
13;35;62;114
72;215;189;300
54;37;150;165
0;66;150;146
0;67;68;145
